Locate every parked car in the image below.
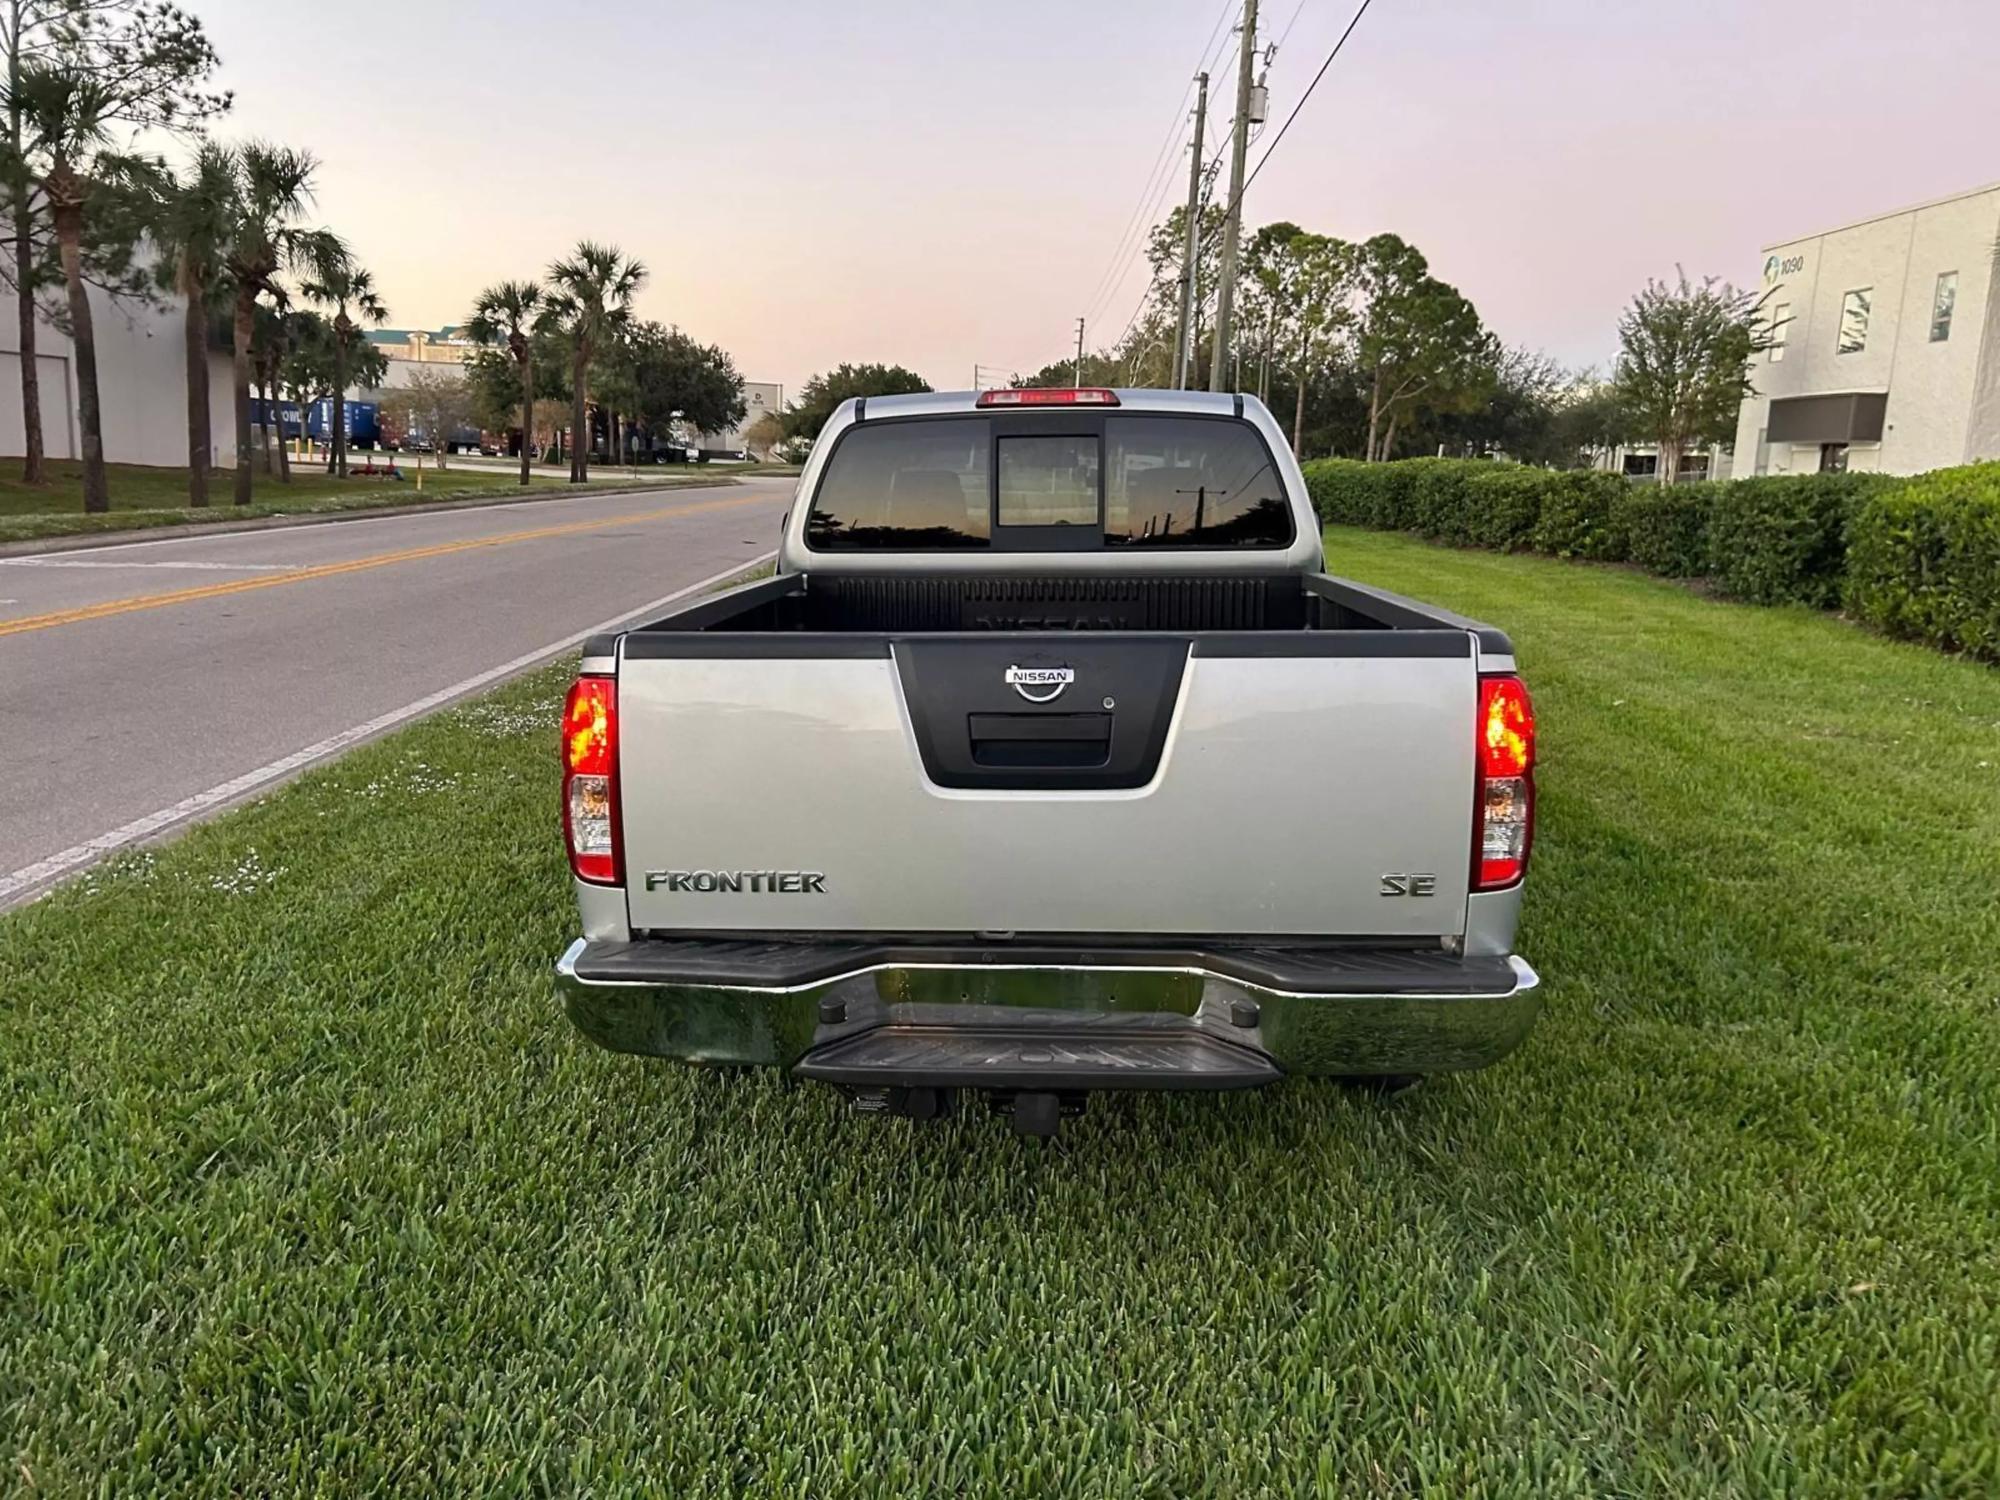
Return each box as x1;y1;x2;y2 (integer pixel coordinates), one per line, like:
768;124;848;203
554;388;1540;1136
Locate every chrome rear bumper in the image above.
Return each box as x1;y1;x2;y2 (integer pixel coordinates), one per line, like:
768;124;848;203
556;938;1541;1083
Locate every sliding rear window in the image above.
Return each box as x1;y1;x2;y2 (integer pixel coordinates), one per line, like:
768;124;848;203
806;413;1293;551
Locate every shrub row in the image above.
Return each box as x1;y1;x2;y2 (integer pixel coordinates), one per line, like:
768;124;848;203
1845;463;2000;659
1301;457;2000;660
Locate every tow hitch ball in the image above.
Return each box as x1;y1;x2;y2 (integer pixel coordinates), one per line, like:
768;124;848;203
844;1088;1087;1138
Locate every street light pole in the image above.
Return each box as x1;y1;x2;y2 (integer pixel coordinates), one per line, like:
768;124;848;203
1208;0;1258;393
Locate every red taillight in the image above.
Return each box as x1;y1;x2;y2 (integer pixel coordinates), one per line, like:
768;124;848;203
976;387;1120;407
561;675;620;884
1474;675;1535;890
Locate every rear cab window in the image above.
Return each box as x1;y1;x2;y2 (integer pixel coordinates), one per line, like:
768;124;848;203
806;411;1293;551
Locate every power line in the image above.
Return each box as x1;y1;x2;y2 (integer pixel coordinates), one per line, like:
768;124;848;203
1235;0;1377;209
1188;0;1372;263
1078;89;1200;324
1198;0;1241;73
1097;0;1303;369
1272;0;1311;53
1077;0;1237;325
1105;120;1238;364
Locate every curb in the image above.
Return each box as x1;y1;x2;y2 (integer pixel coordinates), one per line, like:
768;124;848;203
0;475;749;558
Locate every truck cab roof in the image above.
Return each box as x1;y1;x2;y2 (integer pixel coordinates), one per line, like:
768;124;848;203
846;387;1249;420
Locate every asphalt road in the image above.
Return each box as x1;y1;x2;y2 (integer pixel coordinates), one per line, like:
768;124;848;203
0;477;795;905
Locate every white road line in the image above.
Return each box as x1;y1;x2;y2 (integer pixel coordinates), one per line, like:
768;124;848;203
13;479;773;560
0;552;776;906
0;557;301;571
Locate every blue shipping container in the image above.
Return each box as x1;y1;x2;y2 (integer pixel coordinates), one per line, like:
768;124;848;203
249;399;380;445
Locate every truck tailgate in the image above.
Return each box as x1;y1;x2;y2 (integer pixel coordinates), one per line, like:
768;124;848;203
615;633;1478;939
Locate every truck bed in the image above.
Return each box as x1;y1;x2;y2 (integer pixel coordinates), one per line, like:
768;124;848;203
591;570;1514;649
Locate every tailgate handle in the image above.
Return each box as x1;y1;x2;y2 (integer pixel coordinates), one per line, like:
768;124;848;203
967;712;1112;769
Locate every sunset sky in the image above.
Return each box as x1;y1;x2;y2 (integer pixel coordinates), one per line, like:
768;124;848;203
195;0;1999;395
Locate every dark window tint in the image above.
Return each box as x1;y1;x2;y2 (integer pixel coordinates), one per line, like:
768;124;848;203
806;418;989;550
998;435;1099;527
805;411;1295;551
1105;417;1292;548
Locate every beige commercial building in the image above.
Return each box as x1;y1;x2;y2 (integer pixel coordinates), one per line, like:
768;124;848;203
1734;182;2000;476
700;380;782;455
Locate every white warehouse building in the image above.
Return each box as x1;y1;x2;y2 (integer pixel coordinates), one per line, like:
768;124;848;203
1735;182;2000;477
0;277;235;468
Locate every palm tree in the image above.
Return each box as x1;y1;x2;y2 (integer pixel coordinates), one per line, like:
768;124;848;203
151;142;238;507
10;65;128;513
219;142;328;506
465;280;544;486
304;258;386;477
251;298;301;483
546;241;646;483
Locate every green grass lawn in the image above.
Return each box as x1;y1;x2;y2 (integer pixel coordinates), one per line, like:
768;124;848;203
0;459;732;544
3;533;1996;1493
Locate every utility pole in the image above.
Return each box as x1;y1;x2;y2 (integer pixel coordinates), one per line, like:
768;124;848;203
1172;71;1209;390
1074;317;1086;387
1208;0;1257;393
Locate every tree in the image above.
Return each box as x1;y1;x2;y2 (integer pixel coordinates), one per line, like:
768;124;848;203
1012;352;1123;389
1551;376;1630;468
1247;229;1353;455
742;408;784;459
545;239;645;483
1613;268;1768;484
275;305;380;464
1237;220;1302;402
379;365;473;469
10;64;135;511
1425;346;1573;465
250;297;290;476
303;255;384;477
1350;234;1495;461
1142;199;1224;387
781;362;929;440
615;320;744;448
464;278;542;484
2;0;227;485
219;141;330;505
149;139;233;504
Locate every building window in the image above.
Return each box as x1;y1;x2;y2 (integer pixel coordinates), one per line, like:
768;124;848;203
1930;272;1958;342
1768;302;1791;362
1819;443;1849;474
1837;289;1871;354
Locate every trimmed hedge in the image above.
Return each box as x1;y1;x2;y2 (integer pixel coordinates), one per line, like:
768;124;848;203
1846;463;2000;659
1302;456;2000;662
1613;482;1716;577
1706;472;1893;608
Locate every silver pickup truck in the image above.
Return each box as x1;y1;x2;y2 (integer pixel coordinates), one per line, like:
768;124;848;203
556;387;1539;1134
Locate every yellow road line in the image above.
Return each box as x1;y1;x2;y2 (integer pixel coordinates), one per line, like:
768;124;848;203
0;492;773;639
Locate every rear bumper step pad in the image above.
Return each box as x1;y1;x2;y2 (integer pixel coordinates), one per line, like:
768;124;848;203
794;1024;1281;1092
